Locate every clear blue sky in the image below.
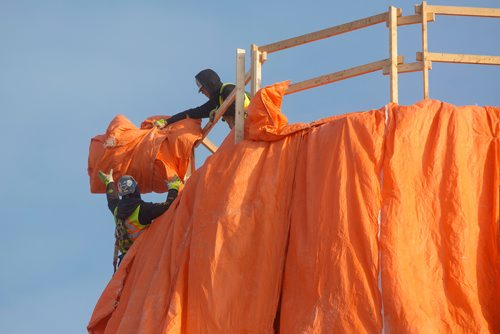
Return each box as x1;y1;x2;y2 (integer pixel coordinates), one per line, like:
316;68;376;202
1;1;498;333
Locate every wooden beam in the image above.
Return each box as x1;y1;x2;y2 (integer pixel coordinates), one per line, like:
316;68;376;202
251;44;262;96
389;6;399;103
201;91;235;136
260;11;396;54
382;61;432;75
285;57;403;95
260;51;268;64
396;12;435;26
417;52;500;65
235;49;246;144
421;1;430;99
200;137;217;153
424;5;500;18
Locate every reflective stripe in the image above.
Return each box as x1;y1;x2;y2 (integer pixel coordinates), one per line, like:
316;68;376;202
212;83;250;115
123;206;148;242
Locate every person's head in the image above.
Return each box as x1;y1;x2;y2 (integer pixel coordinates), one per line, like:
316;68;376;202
195;69;222;98
117;175;140;198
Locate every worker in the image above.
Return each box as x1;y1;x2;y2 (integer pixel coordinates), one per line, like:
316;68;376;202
154;69;251;130
98;169;182;272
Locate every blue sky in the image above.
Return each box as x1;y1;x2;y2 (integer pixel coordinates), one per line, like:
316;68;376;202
1;1;498;333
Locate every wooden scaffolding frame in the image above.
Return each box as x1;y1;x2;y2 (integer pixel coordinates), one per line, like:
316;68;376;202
187;1;500;176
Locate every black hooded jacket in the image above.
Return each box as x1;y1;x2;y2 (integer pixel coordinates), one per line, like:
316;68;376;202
166;69;237;125
105;182;178;225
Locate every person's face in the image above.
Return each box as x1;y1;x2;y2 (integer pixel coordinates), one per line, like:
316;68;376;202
200;87;210;98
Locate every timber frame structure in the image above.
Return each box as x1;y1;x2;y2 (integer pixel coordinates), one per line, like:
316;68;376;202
189;1;500;175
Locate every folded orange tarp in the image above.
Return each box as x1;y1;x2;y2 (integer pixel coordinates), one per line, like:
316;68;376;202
380;100;500;333
88;115;202;194
88;81;499;333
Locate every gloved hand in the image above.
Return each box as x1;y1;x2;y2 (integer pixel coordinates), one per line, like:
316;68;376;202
166;175;182;191
98;169;114;186
209;110;216;122
153;119;167;129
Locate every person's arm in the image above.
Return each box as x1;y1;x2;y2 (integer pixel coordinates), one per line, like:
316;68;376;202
138;189;178;225
106;182;120;214
138;176;182;225
99;170;119;214
166;96;219;125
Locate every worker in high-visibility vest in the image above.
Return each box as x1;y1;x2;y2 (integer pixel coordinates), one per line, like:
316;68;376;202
154;69;250;130
98;169;182;272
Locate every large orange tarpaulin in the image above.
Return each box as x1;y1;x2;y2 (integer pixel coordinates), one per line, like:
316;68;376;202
88;82;499;333
88;115;202;194
380;100;499;333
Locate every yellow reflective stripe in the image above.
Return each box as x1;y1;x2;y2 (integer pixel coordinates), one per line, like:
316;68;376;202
124;206;148;241
114;206;148;245
243;93;250;108
218;83;231;107
217;83;251;112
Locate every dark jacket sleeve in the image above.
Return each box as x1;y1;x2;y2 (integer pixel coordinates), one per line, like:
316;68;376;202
138;189;179;225
166;96;219;125
105;182;120;214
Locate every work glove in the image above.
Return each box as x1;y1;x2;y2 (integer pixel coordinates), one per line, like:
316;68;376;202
153;119;167;129
98;169;114;186
166;175;182;191
209;110;216;122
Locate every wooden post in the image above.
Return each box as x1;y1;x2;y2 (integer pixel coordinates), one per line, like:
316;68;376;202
420;1;430;99
235;49;246;144
251;44;261;96
389;6;399;103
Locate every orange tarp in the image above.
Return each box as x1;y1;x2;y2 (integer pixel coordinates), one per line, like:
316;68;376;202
88;81;499;333
380;100;499;333
279;110;386;332
88;115;202;194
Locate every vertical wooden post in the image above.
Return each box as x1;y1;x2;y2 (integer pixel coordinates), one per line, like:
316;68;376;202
421;1;430;99
389;6;399;103
235;49;246;144
251;44;261;96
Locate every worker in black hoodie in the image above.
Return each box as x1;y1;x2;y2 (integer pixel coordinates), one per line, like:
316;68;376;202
98;169;181;272
154;69;251;130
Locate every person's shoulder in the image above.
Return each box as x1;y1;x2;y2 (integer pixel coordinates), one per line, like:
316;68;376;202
221;83;235;96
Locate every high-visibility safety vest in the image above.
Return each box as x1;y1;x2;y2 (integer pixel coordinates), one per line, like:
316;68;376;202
214;83;251;114
113;206;148;254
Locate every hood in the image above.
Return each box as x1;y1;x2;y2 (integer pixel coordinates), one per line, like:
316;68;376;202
116;191;143;220
195;69;222;96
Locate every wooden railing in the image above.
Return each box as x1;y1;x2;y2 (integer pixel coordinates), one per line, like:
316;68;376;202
188;2;500;176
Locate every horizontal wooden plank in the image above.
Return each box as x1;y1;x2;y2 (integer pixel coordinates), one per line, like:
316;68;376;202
395;12;435;26
426;5;500;18
285;56;403;95
260;12;392;54
417;52;500;65
382;61;432;75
